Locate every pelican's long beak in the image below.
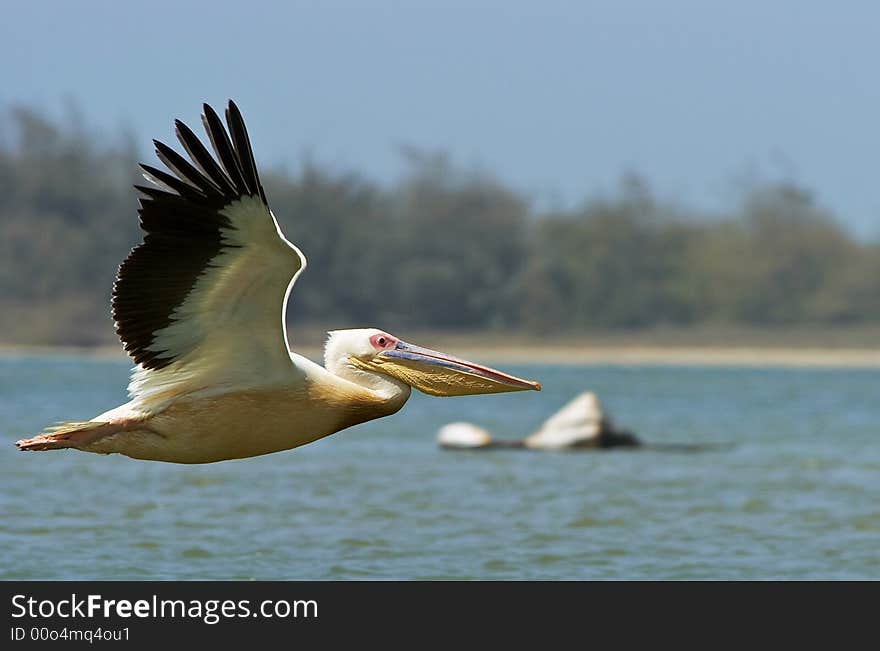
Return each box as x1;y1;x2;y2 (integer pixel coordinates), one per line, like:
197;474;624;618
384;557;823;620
370;340;542;397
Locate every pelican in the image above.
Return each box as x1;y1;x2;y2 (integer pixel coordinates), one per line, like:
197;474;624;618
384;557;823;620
15;100;541;464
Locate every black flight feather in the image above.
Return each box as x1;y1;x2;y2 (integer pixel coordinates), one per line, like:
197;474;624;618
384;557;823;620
113;100;269;370
139;164;207;201
153;139;224;198
225;100;267;203
201;103;248;195
174;119;237;195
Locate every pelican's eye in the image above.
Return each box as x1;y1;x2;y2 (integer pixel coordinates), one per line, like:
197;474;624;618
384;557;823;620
370;333;397;350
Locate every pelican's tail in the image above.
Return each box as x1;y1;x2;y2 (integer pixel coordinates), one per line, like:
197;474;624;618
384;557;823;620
16;421;120;452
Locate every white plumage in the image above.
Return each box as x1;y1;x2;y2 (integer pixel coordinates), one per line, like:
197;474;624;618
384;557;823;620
17;100;540;463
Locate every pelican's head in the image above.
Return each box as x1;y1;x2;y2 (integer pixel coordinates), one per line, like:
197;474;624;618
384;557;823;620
325;328;541;397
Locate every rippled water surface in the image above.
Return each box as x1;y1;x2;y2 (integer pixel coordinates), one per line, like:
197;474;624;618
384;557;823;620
1;354;878;579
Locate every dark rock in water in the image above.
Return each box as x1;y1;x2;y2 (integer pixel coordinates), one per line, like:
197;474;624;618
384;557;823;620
597;419;642;448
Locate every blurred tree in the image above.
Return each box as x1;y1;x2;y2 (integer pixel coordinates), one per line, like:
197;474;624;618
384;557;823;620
265;163;390;326
1;104;879;346
525;176;700;329
733;183;854;323
0;104;139;344
386;149;528;329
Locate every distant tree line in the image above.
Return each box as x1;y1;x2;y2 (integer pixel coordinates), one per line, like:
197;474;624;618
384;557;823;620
1;104;878;346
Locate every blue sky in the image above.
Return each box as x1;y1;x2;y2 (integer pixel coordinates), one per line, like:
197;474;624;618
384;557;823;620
3;0;880;238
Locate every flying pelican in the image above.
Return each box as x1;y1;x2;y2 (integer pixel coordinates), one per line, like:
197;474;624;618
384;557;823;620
15;100;541;464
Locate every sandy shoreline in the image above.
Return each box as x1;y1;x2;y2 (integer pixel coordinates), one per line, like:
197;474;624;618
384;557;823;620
455;346;880;368
2;343;878;368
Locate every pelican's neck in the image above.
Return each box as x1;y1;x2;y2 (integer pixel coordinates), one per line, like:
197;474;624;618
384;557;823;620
296;352;411;413
331;357;410;402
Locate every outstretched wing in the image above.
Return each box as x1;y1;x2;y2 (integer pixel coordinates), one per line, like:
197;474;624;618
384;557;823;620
114;101;306;404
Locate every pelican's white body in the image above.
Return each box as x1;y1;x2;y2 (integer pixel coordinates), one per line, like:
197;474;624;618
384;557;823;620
87;352;409;463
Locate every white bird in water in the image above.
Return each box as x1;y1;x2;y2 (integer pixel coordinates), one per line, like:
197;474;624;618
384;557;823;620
16;101;541;464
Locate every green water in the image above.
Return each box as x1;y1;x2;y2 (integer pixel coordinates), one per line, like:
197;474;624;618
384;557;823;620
1;355;877;579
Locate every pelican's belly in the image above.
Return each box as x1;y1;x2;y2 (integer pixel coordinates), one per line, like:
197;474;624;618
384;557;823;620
88;384;383;463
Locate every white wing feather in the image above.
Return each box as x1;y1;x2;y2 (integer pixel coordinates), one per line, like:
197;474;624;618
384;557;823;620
114;102;308;410
128;198;306;406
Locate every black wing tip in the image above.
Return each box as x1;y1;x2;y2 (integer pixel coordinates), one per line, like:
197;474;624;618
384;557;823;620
152;138;174;154
173;118;198;140
222;100;267;203
203;100;248;134
226;99;243;119
152;139;180;163
146;99;265;203
201;102;222;122
201;100;242;125
172;119;190;139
